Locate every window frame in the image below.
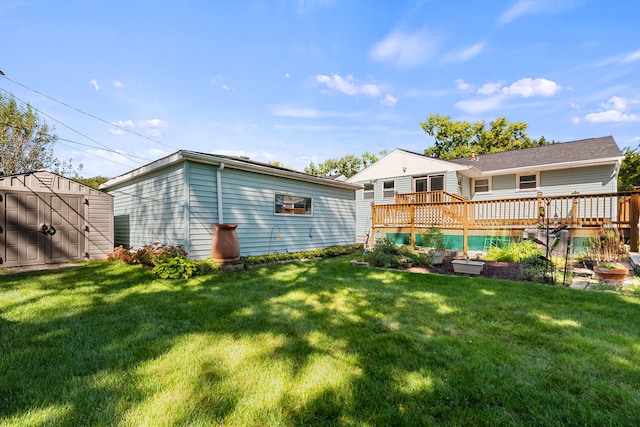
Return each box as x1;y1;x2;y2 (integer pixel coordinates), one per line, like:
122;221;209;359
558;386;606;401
516;172;539;191
472;177;491;194
383;180;395;199
363;183;374;200
274;193;313;216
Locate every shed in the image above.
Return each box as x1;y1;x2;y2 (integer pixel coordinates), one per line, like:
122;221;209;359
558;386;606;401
100;151;361;259
0;170;114;267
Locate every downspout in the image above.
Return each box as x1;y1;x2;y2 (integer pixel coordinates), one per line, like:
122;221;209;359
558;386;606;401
217;162;225;224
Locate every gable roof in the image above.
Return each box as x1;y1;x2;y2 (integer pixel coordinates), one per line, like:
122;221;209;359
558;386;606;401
100;150;361;191
346;148;468;183
449;136;623;176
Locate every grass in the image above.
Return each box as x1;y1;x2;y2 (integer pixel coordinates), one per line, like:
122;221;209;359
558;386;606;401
1;257;640;426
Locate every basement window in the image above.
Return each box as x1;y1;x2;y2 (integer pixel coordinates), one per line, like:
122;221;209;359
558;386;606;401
275;194;312;215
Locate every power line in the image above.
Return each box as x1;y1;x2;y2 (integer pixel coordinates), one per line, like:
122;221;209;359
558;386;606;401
0;88;145;166
0;73;179;151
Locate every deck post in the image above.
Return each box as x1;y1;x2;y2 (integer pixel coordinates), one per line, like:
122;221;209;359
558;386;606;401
630;191;640;252
463;199;469;256
410;205;416;250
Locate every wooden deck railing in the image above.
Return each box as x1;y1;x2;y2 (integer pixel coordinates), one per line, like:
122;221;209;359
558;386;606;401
371;190;640;252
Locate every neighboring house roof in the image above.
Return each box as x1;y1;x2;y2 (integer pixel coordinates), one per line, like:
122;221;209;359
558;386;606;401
449;136;623;177
100;150;362;191
346;148;468;183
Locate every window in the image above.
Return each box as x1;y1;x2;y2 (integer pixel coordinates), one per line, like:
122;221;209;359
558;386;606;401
383;180;395;198
363;183;374;200
429;174;444;191
275;194;312;215
517;172;538;191
473;178;491;194
415;178;428;192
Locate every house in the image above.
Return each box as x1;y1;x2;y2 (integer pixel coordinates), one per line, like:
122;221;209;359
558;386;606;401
346;136;625;244
0;170;114;267
100;150;360;260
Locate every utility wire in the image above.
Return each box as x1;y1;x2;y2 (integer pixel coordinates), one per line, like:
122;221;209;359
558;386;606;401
0;74;179;151
56;140;141;170
0;88;145;166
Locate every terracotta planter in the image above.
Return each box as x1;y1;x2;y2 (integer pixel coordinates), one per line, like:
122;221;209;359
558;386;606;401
211;224;240;264
593;265;628;283
452;259;485;275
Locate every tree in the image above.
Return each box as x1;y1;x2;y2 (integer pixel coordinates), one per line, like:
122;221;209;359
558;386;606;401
618;146;640;191
0;93;57;174
304;150;387;178
73;176;109;190
421;113;550;159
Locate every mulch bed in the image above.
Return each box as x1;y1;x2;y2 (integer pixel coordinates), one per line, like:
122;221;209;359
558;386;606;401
405;258;522;281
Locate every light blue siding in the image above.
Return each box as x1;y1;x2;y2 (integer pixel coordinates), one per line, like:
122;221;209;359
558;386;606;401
186;162;218;259
109;163;186;249
214;167;355;258
469;165;618;201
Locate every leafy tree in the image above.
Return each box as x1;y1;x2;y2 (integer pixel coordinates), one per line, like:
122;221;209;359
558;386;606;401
73;175;109;190
618;146;640;191
304;150;387;178
421;113;550;159
0;93;57;174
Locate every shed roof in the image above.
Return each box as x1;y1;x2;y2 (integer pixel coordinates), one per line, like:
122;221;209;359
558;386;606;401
448;136;623;176
100;150;362;191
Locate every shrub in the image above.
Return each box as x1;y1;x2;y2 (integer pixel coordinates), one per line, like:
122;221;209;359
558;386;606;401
364;237;425;268
152;257;199;279
107;245;133;263
197;258;223;275
420;227;446;250
130;243;187;267
242;244;362;266
486;239;541;263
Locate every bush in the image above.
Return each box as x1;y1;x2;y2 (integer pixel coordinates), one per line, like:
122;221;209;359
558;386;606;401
242;244;362;266
197;258;223;275
364;237;426;268
485;239;541;263
152;257;199;279
130;243;187;267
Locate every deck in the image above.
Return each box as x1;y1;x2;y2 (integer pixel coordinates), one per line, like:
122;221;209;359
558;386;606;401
370;190;640;254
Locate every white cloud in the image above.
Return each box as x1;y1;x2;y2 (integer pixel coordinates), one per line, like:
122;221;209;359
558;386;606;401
315;73;381;98
477;82;502;95
369;28;438;69
501;78;561;97
442;43;485;64
381;94;398;106
455;79;472;91
90;79;100;91
285;72;291;78
110;119;170;137
455;94;506;113
113;81;123;88
584;96;640;123
572;117;581;124
622;49;640;63
499;0;582;24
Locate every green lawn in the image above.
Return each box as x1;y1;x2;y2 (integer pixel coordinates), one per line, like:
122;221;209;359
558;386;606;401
1;257;640;426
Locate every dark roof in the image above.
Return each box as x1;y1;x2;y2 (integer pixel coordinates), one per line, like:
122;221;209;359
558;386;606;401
448;136;622;172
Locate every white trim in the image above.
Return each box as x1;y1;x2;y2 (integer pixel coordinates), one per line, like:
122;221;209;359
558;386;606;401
472;177;492;195
516;171;539;192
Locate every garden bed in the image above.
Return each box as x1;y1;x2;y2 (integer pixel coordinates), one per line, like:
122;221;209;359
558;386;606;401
404;258;522;281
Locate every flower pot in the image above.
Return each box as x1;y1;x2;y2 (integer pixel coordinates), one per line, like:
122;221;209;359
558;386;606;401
402;261;413;268
452;259;485;275
593;265;628;283
429;250;445;265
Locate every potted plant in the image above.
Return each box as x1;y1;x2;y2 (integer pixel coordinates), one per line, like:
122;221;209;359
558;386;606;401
593;263;628;283
585;226;629;283
421;227;446;265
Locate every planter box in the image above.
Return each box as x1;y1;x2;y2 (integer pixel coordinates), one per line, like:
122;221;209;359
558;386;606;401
452;259;485;275
350;260;369;267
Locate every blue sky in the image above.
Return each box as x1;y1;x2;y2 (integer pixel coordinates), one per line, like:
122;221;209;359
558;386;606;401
2;0;639;178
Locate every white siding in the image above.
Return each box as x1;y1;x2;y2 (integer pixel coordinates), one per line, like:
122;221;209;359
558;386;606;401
187;162;218;259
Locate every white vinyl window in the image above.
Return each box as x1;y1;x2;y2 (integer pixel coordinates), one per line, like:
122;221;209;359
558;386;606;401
275;194;312;215
517;172;539;191
383;180;395;198
363;183;374;200
473;178;491;194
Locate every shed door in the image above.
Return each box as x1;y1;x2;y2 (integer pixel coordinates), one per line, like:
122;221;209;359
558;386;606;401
1;193;86;266
2;193;45;266
47;195;85;263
